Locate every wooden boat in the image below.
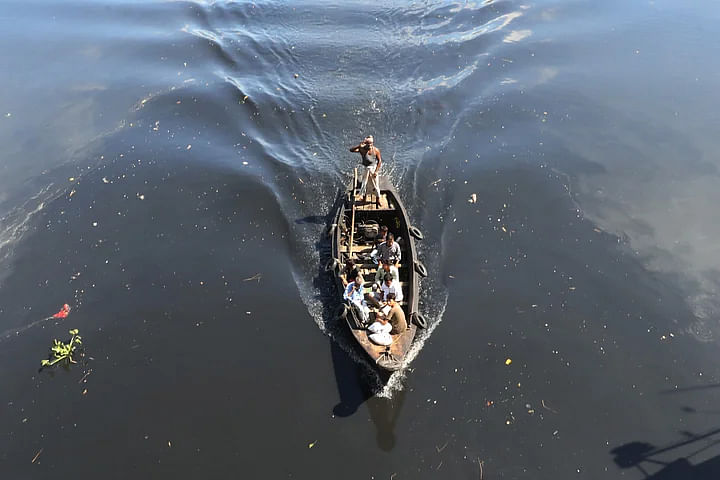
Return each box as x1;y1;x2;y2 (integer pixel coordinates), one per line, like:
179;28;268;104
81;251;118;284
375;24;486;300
326;169;428;372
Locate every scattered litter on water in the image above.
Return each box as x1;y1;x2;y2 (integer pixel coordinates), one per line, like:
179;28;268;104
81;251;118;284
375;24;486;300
505;358;512;365
186;144;192;150
542;399;558;413
308;441;316;449
468;193;477;203
31;448;43;464
102;177;110;184
243;273;262;282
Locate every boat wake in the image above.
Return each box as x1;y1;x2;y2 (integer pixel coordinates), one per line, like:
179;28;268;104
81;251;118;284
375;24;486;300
0;186;53;286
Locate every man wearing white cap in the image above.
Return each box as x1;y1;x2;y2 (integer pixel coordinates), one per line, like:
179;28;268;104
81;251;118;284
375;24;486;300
349;135;382;207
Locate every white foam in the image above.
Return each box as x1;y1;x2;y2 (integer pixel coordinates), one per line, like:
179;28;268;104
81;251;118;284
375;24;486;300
0;185;53;281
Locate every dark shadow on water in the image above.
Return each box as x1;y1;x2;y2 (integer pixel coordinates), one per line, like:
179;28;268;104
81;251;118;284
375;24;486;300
330;339;373;417
329;339;406;451
660;383;720;395
295;215;327;225
366;389;406;451
612;400;720;479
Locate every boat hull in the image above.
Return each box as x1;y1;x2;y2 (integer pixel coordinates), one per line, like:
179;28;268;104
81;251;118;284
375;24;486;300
327;173;422;372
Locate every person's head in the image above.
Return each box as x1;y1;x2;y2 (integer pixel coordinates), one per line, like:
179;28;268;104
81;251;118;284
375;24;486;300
345;258;355;269
382;259;391;272
364;135;374;146
352;273;362;285
387;232;394;245
386;292;396;304
380;226;388;235
384;273;394;285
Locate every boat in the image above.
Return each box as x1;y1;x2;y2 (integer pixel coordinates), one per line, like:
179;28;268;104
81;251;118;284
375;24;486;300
325;169;428;372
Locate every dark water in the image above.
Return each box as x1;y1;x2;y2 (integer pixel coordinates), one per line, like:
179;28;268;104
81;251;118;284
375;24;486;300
2;0;720;478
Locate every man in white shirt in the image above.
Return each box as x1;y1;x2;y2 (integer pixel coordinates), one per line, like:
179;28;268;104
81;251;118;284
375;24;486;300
374;259;399;287
368;273;403;308
343;273;369;323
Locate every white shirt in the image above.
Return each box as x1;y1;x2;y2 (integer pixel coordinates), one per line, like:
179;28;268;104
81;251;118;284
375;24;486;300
380;279;403;302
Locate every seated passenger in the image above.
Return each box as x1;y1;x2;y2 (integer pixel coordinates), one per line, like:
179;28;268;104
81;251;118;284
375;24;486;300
343;272;369;323
374;259;399;287
341;258;361;287
380;273;403;303
375;225;389;247
369;225;389;264
367;273;403;308
367;316;392;346
381;293;407;334
376;233;401;267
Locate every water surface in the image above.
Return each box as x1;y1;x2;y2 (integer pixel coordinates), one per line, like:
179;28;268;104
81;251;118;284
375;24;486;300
2;0;720;478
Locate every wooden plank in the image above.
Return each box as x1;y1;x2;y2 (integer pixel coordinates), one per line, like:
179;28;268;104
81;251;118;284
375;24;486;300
349;245;374;253
346;168;357;254
352;192;393;211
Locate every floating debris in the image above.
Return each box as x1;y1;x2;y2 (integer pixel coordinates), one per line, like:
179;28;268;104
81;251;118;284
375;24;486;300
31;448;43;464
308;441;316;449
40;329;82;368
468;193;477;203
52;304;71;319
505;358;512;365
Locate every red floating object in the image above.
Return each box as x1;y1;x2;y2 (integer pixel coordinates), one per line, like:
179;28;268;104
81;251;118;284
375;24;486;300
52;304;71;319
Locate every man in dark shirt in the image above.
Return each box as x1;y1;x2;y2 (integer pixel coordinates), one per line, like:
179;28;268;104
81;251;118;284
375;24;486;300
381;293;407;334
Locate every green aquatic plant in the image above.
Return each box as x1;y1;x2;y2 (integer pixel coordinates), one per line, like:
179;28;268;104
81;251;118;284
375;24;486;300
41;329;82;367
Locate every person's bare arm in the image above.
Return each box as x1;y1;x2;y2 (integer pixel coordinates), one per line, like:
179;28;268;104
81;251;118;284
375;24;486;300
374;148;382;174
349;144;362;152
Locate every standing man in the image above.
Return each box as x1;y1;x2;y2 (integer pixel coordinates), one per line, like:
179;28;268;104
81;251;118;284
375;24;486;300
349;135;382;206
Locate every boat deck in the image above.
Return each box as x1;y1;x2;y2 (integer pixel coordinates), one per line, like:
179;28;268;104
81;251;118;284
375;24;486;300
351;192;395;211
